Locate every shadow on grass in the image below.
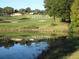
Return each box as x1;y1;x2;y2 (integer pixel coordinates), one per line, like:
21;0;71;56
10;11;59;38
19;18;30;20
39;36;79;59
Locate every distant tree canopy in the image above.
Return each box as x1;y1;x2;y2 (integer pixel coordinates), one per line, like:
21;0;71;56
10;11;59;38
0;7;4;16
14;9;19;13
44;0;74;22
0;8;3;12
3;7;14;16
25;7;31;13
32;9;46;15
0;6;45;16
34;9;41;14
19;8;26;14
0;7;14;16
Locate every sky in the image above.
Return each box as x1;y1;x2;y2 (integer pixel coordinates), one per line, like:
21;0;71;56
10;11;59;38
0;0;44;10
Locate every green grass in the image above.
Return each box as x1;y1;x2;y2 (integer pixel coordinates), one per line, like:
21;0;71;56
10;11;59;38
66;50;79;59
0;14;69;38
0;15;52;28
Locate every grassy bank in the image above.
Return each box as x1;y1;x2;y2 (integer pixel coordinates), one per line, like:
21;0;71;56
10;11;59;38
41;37;79;59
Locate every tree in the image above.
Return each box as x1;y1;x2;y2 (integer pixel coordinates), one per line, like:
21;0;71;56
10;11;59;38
14;9;19;13
25;7;31;13
40;10;46;15
19;8;26;14
34;9;41;14
44;0;73;22
3;7;14;16
44;0;58;20
0;7;3;16
71;0;79;22
69;0;79;36
0;7;3;12
60;0;74;22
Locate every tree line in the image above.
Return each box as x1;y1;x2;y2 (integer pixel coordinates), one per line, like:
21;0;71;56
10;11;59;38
0;7;46;16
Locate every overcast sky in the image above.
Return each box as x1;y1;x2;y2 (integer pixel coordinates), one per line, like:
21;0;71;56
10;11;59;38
0;0;44;10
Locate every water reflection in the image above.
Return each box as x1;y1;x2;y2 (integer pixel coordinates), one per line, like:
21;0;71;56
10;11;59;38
0;39;49;59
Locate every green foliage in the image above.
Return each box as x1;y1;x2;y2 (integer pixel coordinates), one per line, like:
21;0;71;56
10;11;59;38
3;7;14;16
71;0;79;21
19;8;26;14
33;9;41;14
0;8;4;16
14;9;19;13
25;7;31;13
69;0;79;37
44;0;73;22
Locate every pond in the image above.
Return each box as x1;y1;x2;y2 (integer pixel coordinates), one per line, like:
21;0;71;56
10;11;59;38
0;39;49;59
